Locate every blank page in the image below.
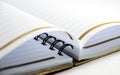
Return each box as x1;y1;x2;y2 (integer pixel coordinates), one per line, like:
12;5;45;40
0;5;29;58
2;0;120;37
0;1;52;49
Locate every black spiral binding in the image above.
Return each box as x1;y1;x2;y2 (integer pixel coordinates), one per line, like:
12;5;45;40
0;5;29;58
34;33;74;56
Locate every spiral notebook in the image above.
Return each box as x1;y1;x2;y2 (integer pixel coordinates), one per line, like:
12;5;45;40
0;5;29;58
0;1;120;75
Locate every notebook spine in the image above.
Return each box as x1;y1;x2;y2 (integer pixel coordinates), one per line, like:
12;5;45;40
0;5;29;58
34;33;74;56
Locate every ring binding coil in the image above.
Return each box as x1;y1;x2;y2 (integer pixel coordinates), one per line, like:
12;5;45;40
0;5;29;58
34;33;74;56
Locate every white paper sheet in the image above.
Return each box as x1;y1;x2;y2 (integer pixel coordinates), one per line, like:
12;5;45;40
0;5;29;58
2;0;120;38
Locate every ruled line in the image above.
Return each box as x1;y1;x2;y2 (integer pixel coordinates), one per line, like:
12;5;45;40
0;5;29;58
83;35;120;48
0;26;53;50
79;21;120;40
0;56;55;71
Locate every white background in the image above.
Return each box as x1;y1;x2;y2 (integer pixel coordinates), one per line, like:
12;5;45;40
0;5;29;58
56;51;120;75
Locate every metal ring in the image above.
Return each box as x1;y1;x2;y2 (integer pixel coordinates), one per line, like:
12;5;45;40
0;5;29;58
34;33;48;41
58;44;74;56
42;36;56;45
49;40;65;50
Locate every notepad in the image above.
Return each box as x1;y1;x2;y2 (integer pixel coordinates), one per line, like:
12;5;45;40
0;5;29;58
0;1;120;75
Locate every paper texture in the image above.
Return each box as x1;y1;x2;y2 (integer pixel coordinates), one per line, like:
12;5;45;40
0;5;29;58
0;1;53;49
0;38;72;75
2;0;120;38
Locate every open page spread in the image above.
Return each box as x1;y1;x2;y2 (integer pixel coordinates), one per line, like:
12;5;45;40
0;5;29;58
0;1;120;74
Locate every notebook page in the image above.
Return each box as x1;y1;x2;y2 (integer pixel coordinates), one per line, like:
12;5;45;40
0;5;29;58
0;1;53;49
0;39;54;68
2;0;120;38
0;1;73;74
0;38;72;75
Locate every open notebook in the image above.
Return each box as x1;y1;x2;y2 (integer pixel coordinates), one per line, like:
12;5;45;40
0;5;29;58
0;1;120;75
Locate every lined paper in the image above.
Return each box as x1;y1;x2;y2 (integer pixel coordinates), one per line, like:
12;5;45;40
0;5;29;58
0;39;55;69
0;2;73;74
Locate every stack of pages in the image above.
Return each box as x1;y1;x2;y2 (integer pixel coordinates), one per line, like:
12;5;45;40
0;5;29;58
0;1;120;75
